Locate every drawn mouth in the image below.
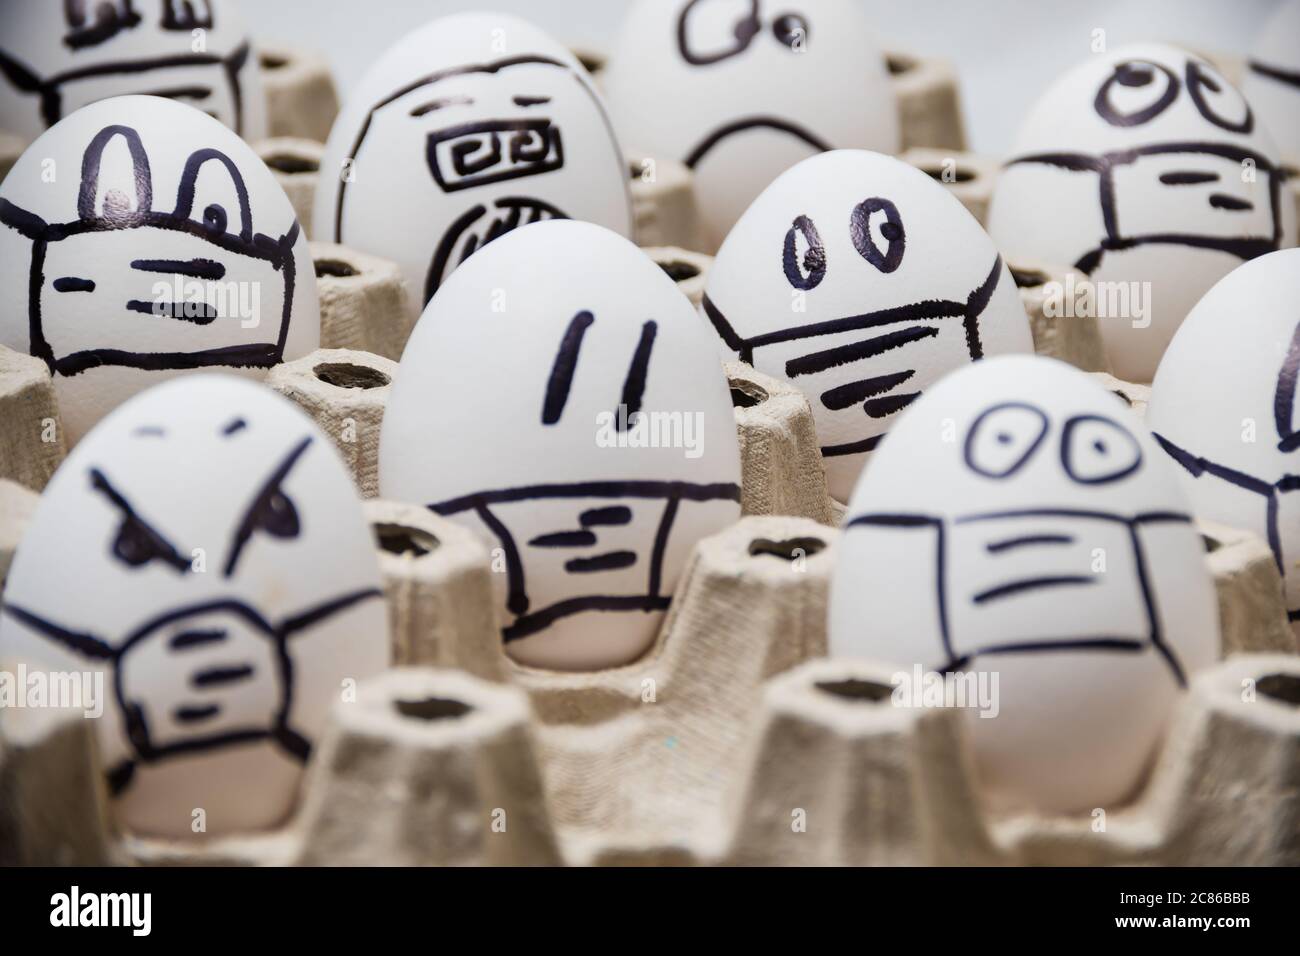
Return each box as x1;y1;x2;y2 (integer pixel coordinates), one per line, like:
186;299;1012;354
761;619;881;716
684;116;832;169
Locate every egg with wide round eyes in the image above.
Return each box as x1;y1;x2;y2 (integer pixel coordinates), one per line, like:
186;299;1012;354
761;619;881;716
703;149;1034;503
379;219;742;672
0;375;390;839
1242;0;1300;169
987;43;1297;384
0;95;320;445
0;0;266;142
1147;248;1300;638
829;354;1219;814
602;0;900;251
314;12;633;320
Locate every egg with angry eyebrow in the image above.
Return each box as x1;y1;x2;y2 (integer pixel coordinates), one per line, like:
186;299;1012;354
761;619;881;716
703;149;1034;503
0;375;390;839
379;219;742;672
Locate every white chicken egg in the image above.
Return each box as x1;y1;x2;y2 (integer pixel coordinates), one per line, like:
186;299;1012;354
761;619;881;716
1242;0;1300;169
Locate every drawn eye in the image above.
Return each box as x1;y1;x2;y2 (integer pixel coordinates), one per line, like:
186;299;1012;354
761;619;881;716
1094;59;1180;127
849;197;905;273
783;215;826;290
1061;415;1142;485
1185;60;1253;133
772;13;809;49
177;150;253;240
965;402;1050;479
678;0;761;66
112;516;171;567
250;488;301;541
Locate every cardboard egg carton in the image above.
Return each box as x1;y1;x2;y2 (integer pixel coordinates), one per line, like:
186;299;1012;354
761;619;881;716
900;147;1000;226
254;138;326;239
259;44;340;144
0;129;23;186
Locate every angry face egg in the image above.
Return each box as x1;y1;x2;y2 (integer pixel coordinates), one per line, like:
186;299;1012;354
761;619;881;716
314;12;633;318
0;375;390;838
830;355;1219;813
602;0;900;251
987;43;1297;383
379;220;742;672
703;149;1033;503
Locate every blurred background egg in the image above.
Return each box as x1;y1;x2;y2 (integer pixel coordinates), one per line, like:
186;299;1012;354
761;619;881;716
602;0;900;252
379;219;741;671
703;149;1033;503
830;355;1219;813
314;12;633;319
0;95;319;445
1242;0;1300;170
987;43;1297;384
0;375;390;838
1147;248;1300;636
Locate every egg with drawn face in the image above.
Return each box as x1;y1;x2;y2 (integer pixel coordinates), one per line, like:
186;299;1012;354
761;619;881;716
1147;248;1300;637
315;12;632;320
603;0;900;251
1242;0;1300;168
0;375;390;838
0;0;266;142
988;43;1297;384
380;220;742;672
703;149;1033;503
0;95;319;445
830;355;1219;813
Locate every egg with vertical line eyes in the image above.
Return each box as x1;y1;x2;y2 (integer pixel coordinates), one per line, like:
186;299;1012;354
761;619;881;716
0;95;319;445
602;0;900;251
0;0;267;142
830;355;1219;813
1243;0;1300;168
987;43;1297;384
702;149;1034;503
0;375;390;839
314;12;633;321
379;219;742;672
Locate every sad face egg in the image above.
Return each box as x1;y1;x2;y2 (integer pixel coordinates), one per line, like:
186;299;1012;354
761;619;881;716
0;95;319;444
703;149;1033;503
1147;248;1300;636
0;375;390;838
380;220;742;671
315;12;633;317
602;0;900;250
987;44;1297;383
830;355;1219;813
0;0;267;142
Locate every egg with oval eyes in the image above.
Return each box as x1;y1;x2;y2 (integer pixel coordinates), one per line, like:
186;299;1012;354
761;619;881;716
0;0;266;142
380;219;742;672
603;0;900;251
0;95;320;445
830;354;1219;813
1242;0;1300;169
1147;248;1300;637
703;149;1033;503
0;375;390;839
315;12;633;320
987;43;1297;384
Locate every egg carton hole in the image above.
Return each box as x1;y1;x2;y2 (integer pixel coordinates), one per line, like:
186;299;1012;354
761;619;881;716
658;259;700;282
394;696;473;721
264;153;320;175
886;53;916;76
748;535;826;561
1200;533;1223;554
1257;673;1300;707
374;522;438;558
814;678;893;703
730;382;767;408
313;362;391;390
1010;267;1049;289
920;164;975;184
260;53;289;71
314;259;359;279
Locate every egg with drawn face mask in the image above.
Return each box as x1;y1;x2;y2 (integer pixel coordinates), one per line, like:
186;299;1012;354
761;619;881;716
703;149;1033;503
0;0;267;142
314;12;633;320
0;375;390;839
987;43;1297;384
603;0;900;251
830;355;1219;814
1242;0;1300;169
0;95;320;445
380;220;742;672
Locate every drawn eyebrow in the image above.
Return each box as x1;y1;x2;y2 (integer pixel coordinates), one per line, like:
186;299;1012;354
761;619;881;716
221;417;247;436
617;321;658;430
542;310;595;424
89;467;190;572
409;96;474;117
223;435;313;577
132;425;165;437
513;95;551;106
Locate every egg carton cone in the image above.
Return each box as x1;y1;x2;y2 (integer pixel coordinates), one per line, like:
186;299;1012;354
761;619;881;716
722;652;1300;865
266;348;396;499
1200;520;1299;657
1014;260;1112;374
310;243;415;361
887;50;968;153
255;138;325;240
0;479;38;588
626;150;705;251
259;45;340;144
0;345;68;492
0;129;24;185
642;246;712;308
900;148;1001;227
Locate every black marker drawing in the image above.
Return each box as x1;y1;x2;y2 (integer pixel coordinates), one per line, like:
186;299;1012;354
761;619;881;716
0;124;299;377
427;196;567;306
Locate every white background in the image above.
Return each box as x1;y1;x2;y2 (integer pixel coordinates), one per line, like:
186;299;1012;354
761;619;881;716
242;0;1286;155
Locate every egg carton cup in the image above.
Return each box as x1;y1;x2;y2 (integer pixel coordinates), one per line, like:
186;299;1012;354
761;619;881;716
310;243;416;361
259;44;340;145
254;138;325;239
1200;519;1299;657
1013;259;1112;374
0;129;24;186
0;346;68;493
1092;371;1152;418
900;147;1000;227
0;479;38;588
626;150;705;252
642;246;712;309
